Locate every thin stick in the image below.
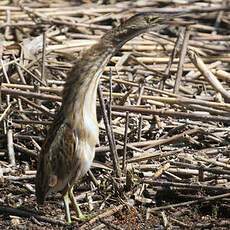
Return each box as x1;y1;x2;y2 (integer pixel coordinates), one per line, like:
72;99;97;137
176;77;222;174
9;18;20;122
41;29;46;82
15;62;46;86
174;27;190;94
142;180;230;192
79;204;124;230
108;68;113;125
188;50;230;101
137;114;143;142
160;27;183;90
0;103;12;122
122;111;129;171
7;128;15;166
171;161;230;175
0;205;66;226
149;193;230;212
98;85;121;178
112;105;230;123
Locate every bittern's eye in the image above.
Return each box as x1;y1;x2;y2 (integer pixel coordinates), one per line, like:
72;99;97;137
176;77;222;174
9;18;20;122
145;16;159;24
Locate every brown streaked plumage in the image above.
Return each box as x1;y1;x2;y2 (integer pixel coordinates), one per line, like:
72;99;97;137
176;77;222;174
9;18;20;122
35;12;184;223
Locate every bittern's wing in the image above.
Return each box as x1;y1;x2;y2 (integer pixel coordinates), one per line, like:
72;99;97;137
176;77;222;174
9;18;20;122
42;108;65;152
36;107;78;203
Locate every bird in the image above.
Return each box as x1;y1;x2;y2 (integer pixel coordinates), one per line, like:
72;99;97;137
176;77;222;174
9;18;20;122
35;12;184;223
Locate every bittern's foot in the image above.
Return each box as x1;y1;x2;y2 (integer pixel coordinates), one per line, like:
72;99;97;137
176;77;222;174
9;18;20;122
71;199;94;222
68;185;93;222
76;213;93;222
63;192;72;224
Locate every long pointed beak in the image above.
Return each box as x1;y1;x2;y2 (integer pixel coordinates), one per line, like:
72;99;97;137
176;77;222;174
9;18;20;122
167;19;194;26
163;12;194;26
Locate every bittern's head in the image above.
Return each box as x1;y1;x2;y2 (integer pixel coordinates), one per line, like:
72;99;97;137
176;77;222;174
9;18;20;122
109;12;186;47
143;12;185;26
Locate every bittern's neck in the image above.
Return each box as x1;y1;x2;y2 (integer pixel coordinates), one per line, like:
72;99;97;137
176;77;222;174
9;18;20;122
62;18;153;128
62;41;115;125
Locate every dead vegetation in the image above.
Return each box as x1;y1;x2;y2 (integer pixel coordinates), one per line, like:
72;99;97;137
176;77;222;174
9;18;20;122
0;0;230;229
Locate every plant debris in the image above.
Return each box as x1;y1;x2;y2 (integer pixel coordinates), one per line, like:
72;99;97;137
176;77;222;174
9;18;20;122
0;0;230;229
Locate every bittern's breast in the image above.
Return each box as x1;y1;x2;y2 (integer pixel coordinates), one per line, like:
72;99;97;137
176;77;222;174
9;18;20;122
71;140;96;183
39;122;96;196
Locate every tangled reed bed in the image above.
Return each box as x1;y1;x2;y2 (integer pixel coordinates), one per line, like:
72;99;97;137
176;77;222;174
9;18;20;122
0;0;230;229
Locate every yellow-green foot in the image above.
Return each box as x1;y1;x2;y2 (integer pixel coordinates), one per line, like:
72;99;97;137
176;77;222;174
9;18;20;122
68;185;93;222
77;213;94;222
63;192;72;224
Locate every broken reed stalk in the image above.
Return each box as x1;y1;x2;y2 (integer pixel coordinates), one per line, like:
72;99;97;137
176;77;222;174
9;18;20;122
149;192;230;212
41;29;47;83
173;27;190;94
188;50;230;101
7;128;15;166
1;1;230;228
98;85;121;178
122;111;129;172
111;105;230;123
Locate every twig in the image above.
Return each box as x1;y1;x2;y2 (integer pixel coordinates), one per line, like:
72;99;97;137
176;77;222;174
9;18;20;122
188;50;230;102
7;128;15;166
79;204;124;230
0;103;12;122
14;143;37;158
0;206;66;226
174;27;190;94
160;27;183;90
194;155;230;169
41;29;46;83
112;105;230;123
142;180;230;192
99;218;123;230
171;161;230;175
122;111;129;172
149;192;230;212
98;85;121;178
137;114;143;142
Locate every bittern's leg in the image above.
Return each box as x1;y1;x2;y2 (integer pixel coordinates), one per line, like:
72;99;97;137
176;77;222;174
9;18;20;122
63;191;72;224
68;185;85;220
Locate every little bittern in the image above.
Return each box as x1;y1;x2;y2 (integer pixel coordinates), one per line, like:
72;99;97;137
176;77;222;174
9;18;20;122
35;12;183;223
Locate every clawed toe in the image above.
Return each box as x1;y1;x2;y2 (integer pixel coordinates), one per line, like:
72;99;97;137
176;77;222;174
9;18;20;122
76;213;93;222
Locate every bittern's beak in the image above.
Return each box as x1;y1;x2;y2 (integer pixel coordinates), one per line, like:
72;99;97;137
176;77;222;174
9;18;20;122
159;12;194;26
166;19;194;26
